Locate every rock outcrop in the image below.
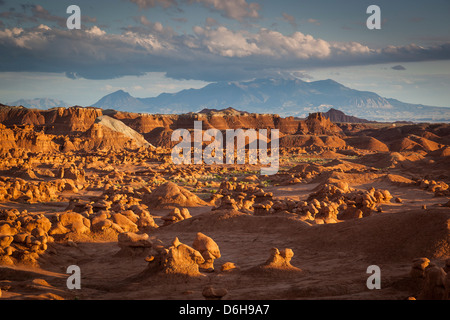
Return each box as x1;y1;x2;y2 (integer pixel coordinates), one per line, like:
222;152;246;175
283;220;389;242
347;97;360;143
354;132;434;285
192;232;221;272
144;237;205;277
248;247;301;275
143;182;207;208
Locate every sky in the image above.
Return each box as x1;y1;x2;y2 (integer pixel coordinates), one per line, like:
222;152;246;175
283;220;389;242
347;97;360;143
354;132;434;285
0;0;449;107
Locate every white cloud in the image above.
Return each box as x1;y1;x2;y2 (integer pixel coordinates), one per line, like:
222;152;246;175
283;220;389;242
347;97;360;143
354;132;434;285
0;27;49;49
0;24;449;82
255;29;331;59
37;24;51;31
193;26;331;59
86;26;106;37
194;26;258;57
332;41;371;55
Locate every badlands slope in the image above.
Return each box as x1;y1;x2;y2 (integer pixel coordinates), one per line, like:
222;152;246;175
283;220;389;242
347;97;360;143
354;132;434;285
0;105;449;300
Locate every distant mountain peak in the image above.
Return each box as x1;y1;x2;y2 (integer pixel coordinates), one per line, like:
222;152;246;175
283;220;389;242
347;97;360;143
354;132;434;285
92;89;147;111
89;77;450;122
105;89;131;97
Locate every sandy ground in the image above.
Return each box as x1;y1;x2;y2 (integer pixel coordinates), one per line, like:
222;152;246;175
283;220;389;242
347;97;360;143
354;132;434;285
1;176;448;300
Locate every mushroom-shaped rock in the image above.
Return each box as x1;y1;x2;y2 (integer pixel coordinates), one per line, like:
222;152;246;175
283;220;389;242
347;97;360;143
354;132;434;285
249;247;301;275
265;248;294;268
144;237;205;277
192;232;221;272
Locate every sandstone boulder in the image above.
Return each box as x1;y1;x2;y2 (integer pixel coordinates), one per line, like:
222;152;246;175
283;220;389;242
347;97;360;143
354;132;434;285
144;237;205;277
111;213;138;233
192;232;221;272
143;182;207;208
249;247;301;274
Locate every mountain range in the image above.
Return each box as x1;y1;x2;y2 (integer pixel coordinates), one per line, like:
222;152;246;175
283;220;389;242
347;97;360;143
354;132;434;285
7;97;69;109
5;78;449;122
91;78;450;122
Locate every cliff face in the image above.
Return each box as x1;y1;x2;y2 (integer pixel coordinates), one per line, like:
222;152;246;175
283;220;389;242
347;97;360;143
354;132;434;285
0;106;346;152
94;115;152;148
105;111;341;136
303;112;343;136
0;106;45;126
0;106;146;153
0;124;59;154
14;126;59;153
0;106;103;134
81;123;144;151
43;107;103;134
0;124;17;153
1;105;449;153
106;111;175;133
0;106;343;135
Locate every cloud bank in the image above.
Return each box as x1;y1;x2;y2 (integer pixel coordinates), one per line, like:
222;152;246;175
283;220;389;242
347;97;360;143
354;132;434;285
0;21;449;82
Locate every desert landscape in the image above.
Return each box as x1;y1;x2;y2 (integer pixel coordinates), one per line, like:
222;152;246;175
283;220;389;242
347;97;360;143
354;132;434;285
0;105;449;301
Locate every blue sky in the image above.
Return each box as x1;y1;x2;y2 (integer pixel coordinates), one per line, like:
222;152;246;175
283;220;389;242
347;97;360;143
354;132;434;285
0;0;449;107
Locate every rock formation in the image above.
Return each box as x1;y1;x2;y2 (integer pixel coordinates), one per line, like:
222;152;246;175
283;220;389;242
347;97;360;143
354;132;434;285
248;247;301;275
192;232;221;272
0;209;53;266
144;237;205;277
143;182;207;208
161;207;191;226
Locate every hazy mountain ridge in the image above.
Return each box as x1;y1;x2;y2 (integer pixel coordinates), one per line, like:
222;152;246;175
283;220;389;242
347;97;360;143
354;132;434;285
7;97;69;109
91;78;450;122
93;90;148;111
4;78;449;122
